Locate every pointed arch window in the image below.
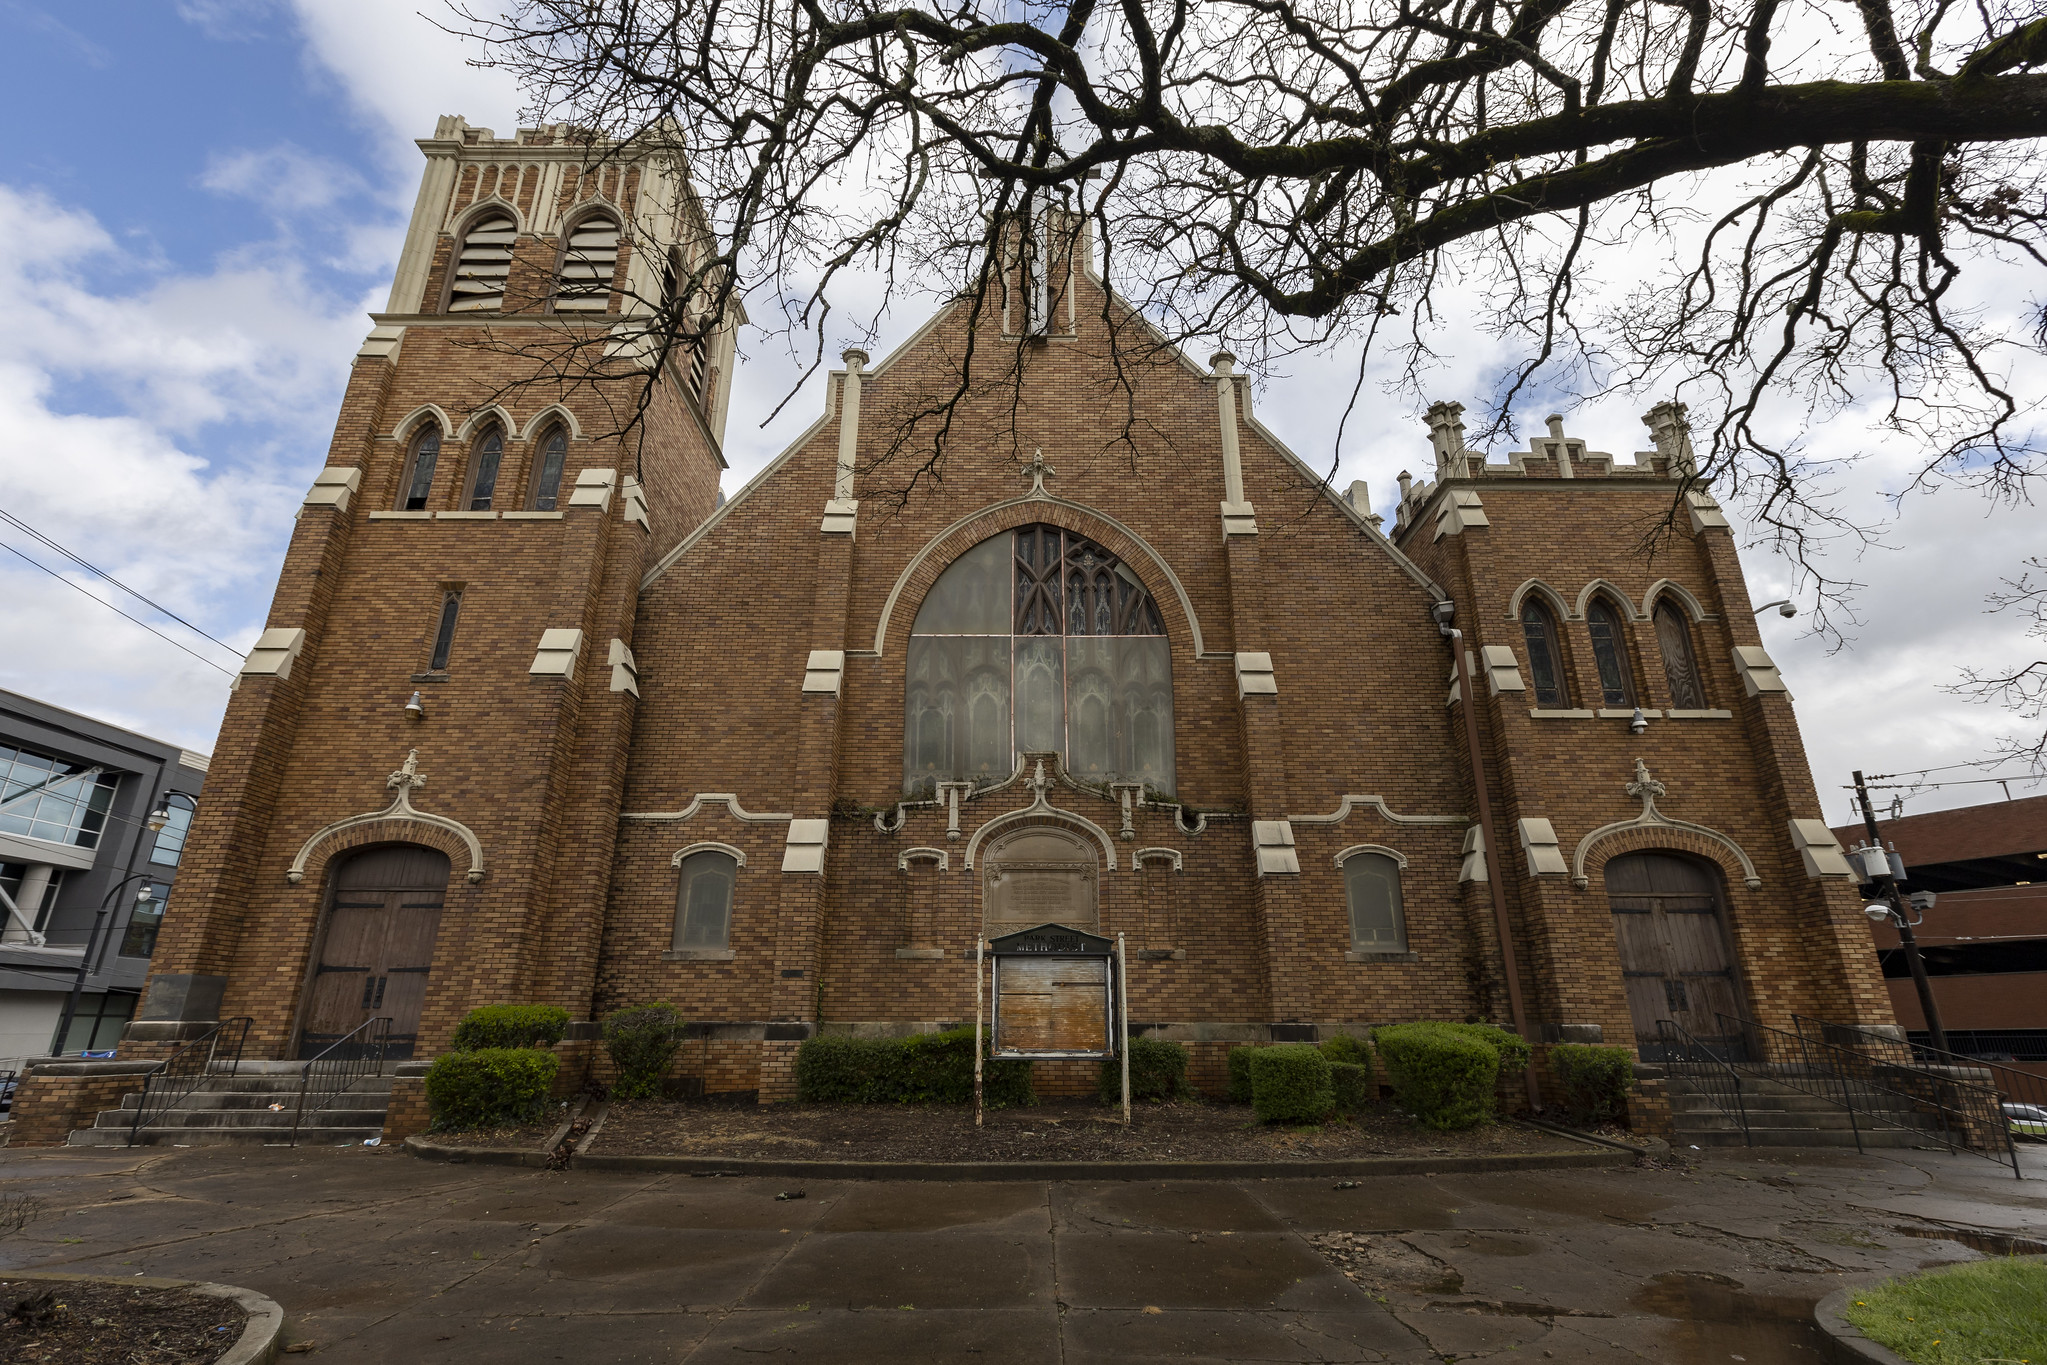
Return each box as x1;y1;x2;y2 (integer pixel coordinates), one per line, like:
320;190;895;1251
555;212;619;312
462;427;505;511
1585;598;1636;707
529;426;569;510
906;525;1171;796
398;426;441;511
1653;600;1706;709
448;209;516;312
1519;599;1570;708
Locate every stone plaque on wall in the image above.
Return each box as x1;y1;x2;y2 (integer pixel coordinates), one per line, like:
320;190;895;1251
983;827;1099;930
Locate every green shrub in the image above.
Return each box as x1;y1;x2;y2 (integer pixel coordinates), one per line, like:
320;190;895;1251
425;1048;560;1131
450;1004;569;1052
605;1002;682;1101
1248;1043;1333;1124
794;1028;1033;1107
1329;1061;1373;1115
1319;1033;1371;1068
1099;1035;1190;1103
1550;1044;1635;1126
1440;1022;1531;1074
1226;1045;1257;1103
1374;1023;1500;1130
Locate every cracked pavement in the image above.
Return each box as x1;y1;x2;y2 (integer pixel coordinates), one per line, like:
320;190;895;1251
0;1141;2041;1362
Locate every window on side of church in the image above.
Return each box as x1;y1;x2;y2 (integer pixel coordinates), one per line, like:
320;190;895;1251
448;209;517;312
1585;598;1635;707
530;427;568;510
1343;853;1407;953
1520;601;1569;707
400;426;441;511
428;592;463;672
674;850;737;951
463;427;505;511
905;526;1173;796
1653;600;1706;709
554;212;620;312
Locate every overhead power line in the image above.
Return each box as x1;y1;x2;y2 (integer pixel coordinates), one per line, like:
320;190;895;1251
0;505;243;662
0;539;236;678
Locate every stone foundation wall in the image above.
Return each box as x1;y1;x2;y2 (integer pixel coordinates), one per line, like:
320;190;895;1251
8;1062;159;1147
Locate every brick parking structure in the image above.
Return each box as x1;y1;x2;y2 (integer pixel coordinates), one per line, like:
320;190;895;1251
119;117;1892;1126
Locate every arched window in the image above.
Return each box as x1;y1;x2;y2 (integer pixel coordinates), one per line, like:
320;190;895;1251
1653;599;1706;709
529;426;569;511
1341;851;1407;953
673;849;737;952
554;212;619;312
1519;599;1570;708
398;425;441;511
462;427;505;511
448;209;516;312
1585;597;1636;707
905;525;1172;795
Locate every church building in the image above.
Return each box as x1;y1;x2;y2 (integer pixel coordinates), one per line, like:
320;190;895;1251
122;118;1895;1100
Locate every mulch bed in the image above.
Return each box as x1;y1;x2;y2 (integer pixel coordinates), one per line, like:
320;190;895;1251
588;1096;1588;1162
0;1280;246;1364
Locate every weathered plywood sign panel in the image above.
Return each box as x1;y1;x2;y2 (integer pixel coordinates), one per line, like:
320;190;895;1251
988;921;1116;1059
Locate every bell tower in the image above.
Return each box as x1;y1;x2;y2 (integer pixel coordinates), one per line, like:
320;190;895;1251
130;117;735;1059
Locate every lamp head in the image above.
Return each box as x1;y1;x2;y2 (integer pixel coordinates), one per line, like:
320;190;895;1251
1628;707;1649;736
1863;903;1892;923
404;691;426;719
1778;601;1797;619
145;804;170;833
135;884;154;905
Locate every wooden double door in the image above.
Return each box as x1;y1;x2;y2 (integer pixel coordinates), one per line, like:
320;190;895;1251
1605;852;1748;1060
300;845;448;1059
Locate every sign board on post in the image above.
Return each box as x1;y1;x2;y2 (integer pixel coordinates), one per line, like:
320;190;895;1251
988;923;1118;1060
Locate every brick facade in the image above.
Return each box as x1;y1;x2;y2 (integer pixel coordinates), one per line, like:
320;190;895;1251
127;120;1894;1109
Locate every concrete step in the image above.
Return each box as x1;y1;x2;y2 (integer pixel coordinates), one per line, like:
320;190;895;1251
115;1083;392;1111
1673;1127;1937;1149
66;1125;381;1148
125;1076;396;1098
91;1106;386;1130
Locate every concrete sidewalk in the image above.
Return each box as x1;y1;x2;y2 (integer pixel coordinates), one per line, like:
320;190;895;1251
0;1141;2040;1362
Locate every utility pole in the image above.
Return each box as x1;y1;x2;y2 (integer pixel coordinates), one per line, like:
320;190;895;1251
1852;771;1949;1054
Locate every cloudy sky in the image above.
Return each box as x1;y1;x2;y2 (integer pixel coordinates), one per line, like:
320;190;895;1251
0;0;2038;824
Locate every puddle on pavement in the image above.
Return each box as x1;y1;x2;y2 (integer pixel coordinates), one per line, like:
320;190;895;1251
1630;1271;1824;1364
1892;1223;2047;1257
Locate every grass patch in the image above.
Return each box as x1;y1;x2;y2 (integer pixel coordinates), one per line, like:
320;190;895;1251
1842;1257;2047;1364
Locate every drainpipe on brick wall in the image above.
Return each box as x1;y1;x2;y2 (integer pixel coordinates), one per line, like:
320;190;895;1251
1437;602;1542;1111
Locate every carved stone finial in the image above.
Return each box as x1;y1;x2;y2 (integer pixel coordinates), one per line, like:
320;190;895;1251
1023;448;1057;498
388;748;427;792
1424;402;1467;478
1625;757;1666;814
1642;400;1698;477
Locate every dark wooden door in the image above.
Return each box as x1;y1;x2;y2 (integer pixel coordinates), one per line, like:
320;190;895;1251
301;845;449;1059
1604;852;1746;1059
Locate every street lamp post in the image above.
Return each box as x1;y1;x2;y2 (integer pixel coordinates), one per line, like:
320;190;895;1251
52;876;155;1058
1850;770;1949;1054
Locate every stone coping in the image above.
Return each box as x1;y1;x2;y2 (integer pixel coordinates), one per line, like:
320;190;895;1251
1811;1254;2046;1365
0;1270;284;1364
402;1132;1634;1180
19;1058;163;1078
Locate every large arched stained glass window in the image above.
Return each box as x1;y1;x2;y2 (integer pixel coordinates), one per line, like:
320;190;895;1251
906;526;1173;796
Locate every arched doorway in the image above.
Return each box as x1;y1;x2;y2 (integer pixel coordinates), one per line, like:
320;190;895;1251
301;844;449;1059
1604;851;1747;1059
982;826;1099;932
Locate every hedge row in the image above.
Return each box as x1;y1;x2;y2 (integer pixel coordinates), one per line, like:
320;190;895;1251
795;1028;1034;1107
424;1048;559;1131
1098;1035;1191;1103
449;1004;569;1052
1550;1043;1636;1125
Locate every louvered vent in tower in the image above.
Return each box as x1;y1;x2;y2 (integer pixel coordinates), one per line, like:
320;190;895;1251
448;210;517;312
555;214;619;312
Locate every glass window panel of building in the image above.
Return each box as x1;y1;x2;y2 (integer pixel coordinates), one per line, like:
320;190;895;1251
149;800;193;866
119;880;172;959
0;745;117;848
906;526;1173;796
674;851;736;951
1344;854;1408;952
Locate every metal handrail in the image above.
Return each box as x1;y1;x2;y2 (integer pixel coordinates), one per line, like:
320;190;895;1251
1656;1017;1750;1145
128;1017;252;1146
1794;1015;2047;1142
1724;1012;2020;1179
290;1016;393;1147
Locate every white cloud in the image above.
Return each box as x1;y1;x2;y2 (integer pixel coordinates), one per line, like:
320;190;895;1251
201;144;367;215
